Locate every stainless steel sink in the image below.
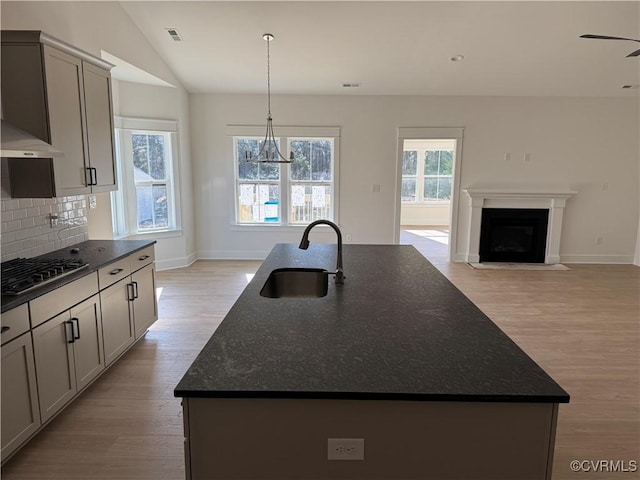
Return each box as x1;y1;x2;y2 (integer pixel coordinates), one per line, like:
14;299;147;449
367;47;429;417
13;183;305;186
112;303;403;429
260;268;329;298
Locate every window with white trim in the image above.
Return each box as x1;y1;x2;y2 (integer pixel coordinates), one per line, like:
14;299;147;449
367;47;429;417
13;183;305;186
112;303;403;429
232;127;339;225
112;117;179;236
401;140;454;203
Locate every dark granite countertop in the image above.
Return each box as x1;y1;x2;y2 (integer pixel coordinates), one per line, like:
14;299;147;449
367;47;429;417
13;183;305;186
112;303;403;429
1;239;155;313
174;244;569;403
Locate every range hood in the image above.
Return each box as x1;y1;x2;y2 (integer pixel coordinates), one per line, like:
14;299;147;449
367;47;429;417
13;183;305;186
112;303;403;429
0;121;63;158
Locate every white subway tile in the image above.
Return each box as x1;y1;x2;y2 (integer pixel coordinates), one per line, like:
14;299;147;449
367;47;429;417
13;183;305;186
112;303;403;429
21;218;36;229
5;199;19;211
12;209;27;220
27;207;40;217
1;231;16;243
18;199;33;209
32;199;45;207
2;211;13;222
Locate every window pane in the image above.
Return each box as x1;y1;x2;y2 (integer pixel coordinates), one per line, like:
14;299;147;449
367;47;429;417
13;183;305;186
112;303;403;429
439;151;453;175
290;140;311;181
237;138;281;181
438;178;452;200
136;185;153;229
423;178;438;200
311;140;332;181
132;134;166;180
402;151;417;175
425;151;439;175
401;178;417;202
238;183;280;223
153;184;168;228
290;184;332;223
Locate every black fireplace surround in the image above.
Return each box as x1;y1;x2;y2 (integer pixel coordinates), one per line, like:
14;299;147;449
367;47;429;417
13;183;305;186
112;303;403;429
479;208;549;263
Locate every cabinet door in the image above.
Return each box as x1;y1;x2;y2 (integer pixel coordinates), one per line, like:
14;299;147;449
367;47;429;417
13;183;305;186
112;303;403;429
1;333;41;462
71;295;105;391
132;264;158;339
42;45;90;196
100;278;135;366
32;311;77;423
82;62;117;193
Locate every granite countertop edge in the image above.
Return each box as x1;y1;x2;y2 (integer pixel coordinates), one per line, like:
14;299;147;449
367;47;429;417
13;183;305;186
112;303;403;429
1;239;156;313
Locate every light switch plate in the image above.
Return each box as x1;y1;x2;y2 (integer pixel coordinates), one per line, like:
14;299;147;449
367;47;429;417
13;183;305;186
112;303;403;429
327;438;364;460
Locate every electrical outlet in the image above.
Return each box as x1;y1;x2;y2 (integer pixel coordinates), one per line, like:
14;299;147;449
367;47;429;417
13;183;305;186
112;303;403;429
595;236;604;246
504;152;511;162
524;153;531;163
601;182;609;192
371;184;381;193
327;438;364;461
89;195;97;209
346;233;353;242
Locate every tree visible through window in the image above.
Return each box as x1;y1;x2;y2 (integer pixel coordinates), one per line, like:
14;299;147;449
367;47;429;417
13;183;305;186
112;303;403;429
132;134;170;230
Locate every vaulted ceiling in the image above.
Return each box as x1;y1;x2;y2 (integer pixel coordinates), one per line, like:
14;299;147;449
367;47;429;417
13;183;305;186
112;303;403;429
120;1;639;97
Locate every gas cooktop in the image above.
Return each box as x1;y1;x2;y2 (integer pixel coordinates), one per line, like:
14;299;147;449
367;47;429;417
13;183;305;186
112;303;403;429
1;257;89;296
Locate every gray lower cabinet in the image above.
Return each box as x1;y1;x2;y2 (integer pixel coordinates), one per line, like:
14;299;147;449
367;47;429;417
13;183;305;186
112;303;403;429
101;278;135;366
32;294;104;423
132;263;158;339
1;332;41;461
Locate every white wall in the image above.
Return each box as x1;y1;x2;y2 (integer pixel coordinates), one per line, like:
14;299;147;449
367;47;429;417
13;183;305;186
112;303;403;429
191;94;639;263
1;1;196;269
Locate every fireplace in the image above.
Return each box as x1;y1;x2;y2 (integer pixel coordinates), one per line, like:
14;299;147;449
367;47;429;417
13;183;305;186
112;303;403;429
479;208;549;263
463;188;576;264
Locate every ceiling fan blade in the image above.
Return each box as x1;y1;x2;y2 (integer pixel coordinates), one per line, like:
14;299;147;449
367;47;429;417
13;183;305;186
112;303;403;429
627;48;640;57
580;34;640;42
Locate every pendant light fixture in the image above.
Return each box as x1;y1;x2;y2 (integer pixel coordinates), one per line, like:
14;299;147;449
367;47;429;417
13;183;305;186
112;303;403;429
245;33;293;163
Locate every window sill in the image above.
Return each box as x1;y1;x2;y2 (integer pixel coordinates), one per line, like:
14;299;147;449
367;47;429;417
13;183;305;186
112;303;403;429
115;229;183;240
231;223;339;232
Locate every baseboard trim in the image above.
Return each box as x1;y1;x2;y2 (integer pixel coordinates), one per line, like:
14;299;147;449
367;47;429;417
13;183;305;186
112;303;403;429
197;250;270;260
560;254;635;264
156;251;197;271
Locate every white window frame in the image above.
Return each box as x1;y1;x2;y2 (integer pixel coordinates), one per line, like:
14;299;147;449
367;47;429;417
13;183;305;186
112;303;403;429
112;117;180;237
227;125;340;228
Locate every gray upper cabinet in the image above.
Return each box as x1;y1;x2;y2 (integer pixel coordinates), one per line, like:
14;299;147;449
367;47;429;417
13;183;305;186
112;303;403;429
1;30;117;198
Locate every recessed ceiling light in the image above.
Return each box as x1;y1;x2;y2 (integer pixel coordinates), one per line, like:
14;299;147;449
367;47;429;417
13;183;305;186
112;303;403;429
451;55;465;62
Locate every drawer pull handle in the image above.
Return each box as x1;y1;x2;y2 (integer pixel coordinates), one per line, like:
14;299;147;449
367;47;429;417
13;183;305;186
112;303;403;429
139;255;150;261
1;326;10;334
132;281;139;299
110;268;124;275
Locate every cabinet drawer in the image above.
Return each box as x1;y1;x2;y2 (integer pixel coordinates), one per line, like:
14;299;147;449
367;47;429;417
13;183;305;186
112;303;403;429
30;273;99;328
1;304;30;345
98;257;131;289
130;245;154;271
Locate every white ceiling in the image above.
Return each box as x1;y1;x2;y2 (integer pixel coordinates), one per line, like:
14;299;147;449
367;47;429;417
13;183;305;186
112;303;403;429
119;1;639;97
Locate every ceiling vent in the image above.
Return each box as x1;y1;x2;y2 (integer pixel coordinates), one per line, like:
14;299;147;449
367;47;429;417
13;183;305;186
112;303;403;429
342;83;361;88
165;28;183;41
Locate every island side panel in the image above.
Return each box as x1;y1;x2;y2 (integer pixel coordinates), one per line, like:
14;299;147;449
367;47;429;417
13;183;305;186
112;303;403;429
183;398;558;480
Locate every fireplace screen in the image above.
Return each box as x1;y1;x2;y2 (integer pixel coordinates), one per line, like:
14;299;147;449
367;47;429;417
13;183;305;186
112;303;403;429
479;208;549;263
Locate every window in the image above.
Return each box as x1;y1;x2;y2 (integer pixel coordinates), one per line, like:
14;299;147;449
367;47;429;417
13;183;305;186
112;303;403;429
401;141;454;203
232;127;339;226
112;117;179;236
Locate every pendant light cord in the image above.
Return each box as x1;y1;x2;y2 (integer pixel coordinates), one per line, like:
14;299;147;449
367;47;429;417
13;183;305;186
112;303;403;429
266;34;272;117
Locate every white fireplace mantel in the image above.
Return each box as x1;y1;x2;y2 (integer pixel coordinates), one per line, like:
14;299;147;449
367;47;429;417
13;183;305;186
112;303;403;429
463;188;577;264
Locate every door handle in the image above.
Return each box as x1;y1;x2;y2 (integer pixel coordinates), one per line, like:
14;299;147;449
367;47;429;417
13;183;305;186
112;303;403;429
71;317;80;340
132;281;139;299
85;167;93;187
91;167;98;186
65;320;75;344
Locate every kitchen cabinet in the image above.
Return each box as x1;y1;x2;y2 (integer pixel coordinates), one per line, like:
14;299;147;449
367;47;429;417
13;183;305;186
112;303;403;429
32;294;104;423
101;246;157;364
101;278;135;366
1;306;40;463
1;30;116;198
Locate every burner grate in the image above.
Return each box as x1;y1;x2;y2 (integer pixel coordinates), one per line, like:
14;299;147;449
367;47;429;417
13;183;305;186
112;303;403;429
1;257;89;296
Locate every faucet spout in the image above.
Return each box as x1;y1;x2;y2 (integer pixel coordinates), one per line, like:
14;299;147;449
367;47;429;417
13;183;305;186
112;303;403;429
299;220;344;285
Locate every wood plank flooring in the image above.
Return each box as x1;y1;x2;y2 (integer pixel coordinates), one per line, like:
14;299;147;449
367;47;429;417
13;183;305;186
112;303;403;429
2;254;638;480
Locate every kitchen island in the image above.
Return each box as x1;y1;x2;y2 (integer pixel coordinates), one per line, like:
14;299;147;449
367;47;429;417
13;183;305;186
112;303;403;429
175;244;569;480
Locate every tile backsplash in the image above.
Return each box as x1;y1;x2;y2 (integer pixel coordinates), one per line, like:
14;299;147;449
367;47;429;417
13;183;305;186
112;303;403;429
1;195;89;262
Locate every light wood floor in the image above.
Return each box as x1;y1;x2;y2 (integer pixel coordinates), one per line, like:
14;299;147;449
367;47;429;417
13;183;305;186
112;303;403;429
2;249;638;479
